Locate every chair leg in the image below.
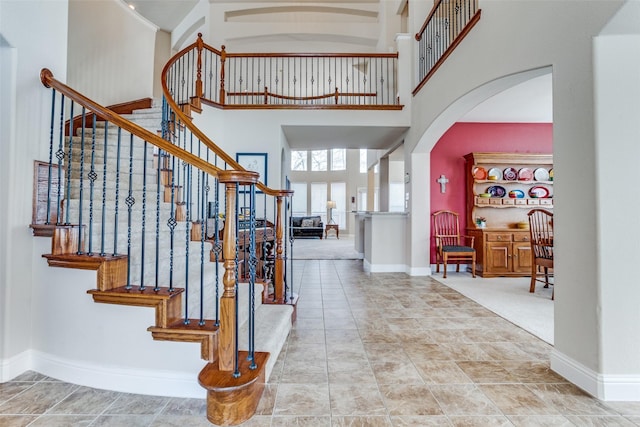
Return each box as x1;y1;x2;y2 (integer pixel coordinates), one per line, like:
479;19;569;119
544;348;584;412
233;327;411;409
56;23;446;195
443;254;448;279
530;263;537;293
543;267;549;288
471;254;476;278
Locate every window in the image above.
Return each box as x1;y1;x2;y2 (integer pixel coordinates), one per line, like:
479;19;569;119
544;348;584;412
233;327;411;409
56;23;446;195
359;149;367;173
291;151;307;171
311;150;327;171
310;183;328;223
290;182;307;216
331;149;346;171
330;182;346;226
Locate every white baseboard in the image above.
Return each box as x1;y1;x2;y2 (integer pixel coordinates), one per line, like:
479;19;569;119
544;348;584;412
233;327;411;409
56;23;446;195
1;350;31;382
408;266;431;276
4;350;205;398
551;349;640;401
363;260;406;273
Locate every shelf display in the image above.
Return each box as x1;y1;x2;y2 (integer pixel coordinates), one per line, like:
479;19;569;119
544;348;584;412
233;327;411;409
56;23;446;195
463;152;553;277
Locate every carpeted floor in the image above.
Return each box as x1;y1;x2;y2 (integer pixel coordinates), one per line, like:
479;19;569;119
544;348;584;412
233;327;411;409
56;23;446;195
291;235;362;260
433;273;554;345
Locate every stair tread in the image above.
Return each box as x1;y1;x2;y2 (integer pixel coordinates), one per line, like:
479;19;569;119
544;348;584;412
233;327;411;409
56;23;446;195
88;285;185;299
148;319;218;334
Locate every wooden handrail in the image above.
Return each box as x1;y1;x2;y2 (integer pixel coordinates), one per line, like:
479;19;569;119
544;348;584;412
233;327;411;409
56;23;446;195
40;69;222;179
415;0;444;41
161;45;280;196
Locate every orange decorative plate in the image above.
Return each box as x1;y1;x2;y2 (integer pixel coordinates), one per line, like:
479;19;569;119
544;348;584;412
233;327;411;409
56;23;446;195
473;167;487;180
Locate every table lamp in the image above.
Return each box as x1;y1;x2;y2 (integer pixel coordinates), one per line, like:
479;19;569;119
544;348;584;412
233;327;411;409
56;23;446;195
326;200;336;224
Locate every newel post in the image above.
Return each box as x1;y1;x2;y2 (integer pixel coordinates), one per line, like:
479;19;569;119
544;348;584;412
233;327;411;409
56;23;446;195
196;33;204;99
217;170;259;372
273;190;293;303
219;46;227;105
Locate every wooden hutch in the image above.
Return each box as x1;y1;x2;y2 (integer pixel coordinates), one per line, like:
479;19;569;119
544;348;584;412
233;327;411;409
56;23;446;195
464;152;553;277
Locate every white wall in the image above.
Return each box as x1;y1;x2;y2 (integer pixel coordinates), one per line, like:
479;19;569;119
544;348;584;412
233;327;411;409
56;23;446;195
592;0;640;397
67;0;156;106
0;0;69;379
405;0;634;399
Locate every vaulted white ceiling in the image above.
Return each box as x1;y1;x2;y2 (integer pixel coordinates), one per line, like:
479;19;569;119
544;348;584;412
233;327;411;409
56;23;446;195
124;0;552;151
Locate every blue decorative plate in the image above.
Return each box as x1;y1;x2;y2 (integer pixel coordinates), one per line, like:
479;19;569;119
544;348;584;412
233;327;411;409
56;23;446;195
508;189;525;198
487;185;506;198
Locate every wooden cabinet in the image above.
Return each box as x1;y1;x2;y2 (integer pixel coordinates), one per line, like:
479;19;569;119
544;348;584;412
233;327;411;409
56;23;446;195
469;229;532;277
464;152;552;277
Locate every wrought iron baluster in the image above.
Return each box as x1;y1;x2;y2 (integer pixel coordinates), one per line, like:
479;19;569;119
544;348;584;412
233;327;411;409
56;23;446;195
167;147;177;292
233;183;240;378
87;113;98;254
247;184;257;369
99;122;109;256
140;139;148;290
46;89;56;225
77;108;86;254
112;127;122;256
64;101;74;225
125;133;135;289
213;176;221;327
183;134;192;324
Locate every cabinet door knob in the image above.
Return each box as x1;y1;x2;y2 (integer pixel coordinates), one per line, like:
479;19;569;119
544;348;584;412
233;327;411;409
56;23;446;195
497;236;502;240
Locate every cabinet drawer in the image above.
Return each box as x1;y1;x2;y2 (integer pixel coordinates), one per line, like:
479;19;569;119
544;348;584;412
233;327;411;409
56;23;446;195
502;199;515;205
476;196;490;205
527;199;540;205
489;199;502;205
486;233;513;242
540;199;553;206
515;199;527;206
513;233;530;242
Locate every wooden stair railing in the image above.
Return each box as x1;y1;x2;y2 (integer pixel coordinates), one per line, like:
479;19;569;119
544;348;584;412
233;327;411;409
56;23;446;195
38;69;291;425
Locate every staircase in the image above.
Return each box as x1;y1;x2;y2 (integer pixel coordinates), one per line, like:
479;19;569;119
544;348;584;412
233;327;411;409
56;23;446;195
34;73;294;425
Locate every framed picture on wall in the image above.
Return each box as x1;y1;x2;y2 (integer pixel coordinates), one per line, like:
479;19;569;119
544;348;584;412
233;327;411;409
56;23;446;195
236;152;267;193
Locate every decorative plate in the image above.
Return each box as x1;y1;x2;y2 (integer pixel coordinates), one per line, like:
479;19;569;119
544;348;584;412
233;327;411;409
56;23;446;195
508;189;525;198
534;168;550;181
473;166;487;180
529;186;550;198
487;167;503;180
487;185;506;198
503;167;518;181
518;167;534;181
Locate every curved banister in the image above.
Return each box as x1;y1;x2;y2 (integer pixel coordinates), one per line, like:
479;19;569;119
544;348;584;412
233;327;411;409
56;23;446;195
161;48;280;196
40;68;222;179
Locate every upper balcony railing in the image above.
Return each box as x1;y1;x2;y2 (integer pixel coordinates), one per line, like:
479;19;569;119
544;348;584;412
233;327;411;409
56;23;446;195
413;0;481;95
166;34;402;110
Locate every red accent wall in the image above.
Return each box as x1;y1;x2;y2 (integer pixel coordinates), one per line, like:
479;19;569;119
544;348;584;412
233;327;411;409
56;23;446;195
429;122;553;263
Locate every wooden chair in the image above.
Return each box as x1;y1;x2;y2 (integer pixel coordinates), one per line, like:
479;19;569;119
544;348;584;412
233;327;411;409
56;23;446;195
528;208;554;299
432;210;476;278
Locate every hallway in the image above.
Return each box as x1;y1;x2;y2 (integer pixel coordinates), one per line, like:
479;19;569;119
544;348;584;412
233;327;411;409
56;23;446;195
1;260;639;426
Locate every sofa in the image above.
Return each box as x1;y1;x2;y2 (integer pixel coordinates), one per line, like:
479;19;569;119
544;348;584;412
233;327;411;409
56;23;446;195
290;215;324;239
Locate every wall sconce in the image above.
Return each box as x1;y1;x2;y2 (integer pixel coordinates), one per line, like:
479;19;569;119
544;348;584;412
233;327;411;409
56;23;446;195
327;200;337;224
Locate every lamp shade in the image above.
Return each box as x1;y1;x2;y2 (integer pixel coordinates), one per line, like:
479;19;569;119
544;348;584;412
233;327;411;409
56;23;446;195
326;200;337;209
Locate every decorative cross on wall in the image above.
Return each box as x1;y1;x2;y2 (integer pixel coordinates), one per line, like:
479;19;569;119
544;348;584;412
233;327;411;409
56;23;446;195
437;174;449;193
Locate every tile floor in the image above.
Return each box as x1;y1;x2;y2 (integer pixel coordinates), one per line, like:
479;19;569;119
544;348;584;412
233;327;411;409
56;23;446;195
2;259;640;426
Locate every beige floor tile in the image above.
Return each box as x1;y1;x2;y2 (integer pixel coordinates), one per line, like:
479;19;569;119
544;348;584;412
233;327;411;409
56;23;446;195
273;384;331;416
429;384;502;416
456;361;520;383
329;383;387;416
378;383;442;416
